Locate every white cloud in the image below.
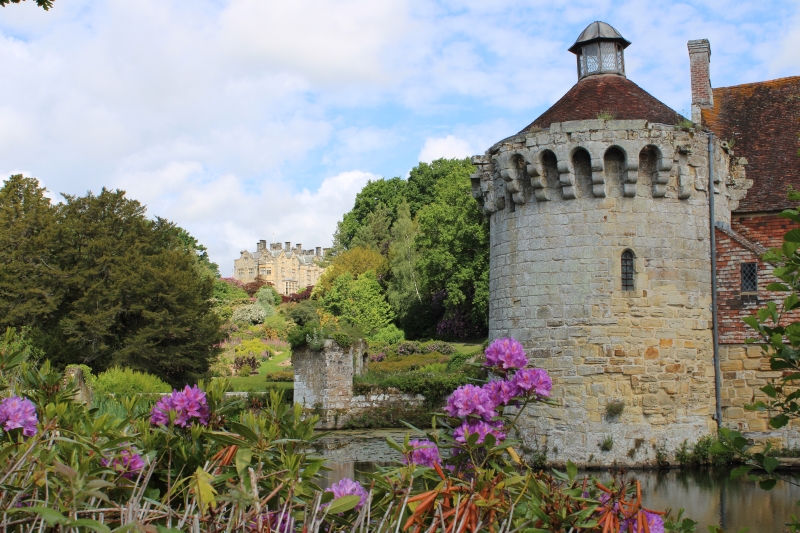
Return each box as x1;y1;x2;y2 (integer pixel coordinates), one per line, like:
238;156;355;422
110;165;376;274
418;135;474;163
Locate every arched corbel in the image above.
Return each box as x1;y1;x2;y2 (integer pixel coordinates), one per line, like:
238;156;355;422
497;150;534;206
653;157;672;198
556;158;577;200
590;157;606;197
624;159;638;197
527;150;549;202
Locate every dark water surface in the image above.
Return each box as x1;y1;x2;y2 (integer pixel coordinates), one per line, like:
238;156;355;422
322;462;800;533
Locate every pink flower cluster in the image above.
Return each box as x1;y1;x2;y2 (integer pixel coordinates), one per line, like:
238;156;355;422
453;419;505;445
324;478;368;510
402;439;441;468
150;385;210;427
444;337;552;451
484;338;528;370
101;448;145;479
0;396;38;437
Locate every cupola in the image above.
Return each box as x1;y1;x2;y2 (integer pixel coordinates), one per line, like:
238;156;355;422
569;21;630;80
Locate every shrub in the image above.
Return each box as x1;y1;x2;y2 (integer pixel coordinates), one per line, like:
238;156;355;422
288;300;320;327
93;367;172;396
255;286;278;307
354;371;470;406
214;278;248;301
235;338;272;357
369;352;448;373
233;354;259;372
446;352;470;371
209;360;233;377
600;436;614;452
239;364;253;377
676;435;732;466
331;331;352;350
422;341;454;355
398;341;422;356
370;325;405;344
264;371;294;382
65;364;96;388
232;304;267;325
343;404;434;429
606;400;625;417
418;363;447;373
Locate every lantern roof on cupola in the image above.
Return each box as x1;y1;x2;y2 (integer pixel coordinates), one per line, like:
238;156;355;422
568;21;630;54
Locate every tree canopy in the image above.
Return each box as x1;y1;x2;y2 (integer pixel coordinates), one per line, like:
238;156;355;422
0;175;222;385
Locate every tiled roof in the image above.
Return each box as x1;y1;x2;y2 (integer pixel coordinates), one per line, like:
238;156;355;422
702;76;800;213
520;75;684;133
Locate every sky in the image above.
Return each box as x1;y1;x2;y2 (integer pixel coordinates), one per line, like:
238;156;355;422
1;0;798;274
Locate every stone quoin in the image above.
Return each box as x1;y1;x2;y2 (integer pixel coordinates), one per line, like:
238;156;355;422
470;21;800;465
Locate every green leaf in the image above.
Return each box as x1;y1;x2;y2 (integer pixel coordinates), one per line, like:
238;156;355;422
11;506;68;525
763;456;780;474
566;460;577;481
710;441;734;454
325;495;362;514
235;447;253;475
767;283;791;292
385;436;404;454
730;465;753;479
229;422;260;443
189;467;218;514
759;478;778;491
71;519;111;533
770;414;790;429
785;229;800;243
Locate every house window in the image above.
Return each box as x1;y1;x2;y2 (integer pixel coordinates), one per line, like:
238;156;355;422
621;250;634;291
260;268;266;276
237;269;244;278
248;268;255;277
741;262;758;293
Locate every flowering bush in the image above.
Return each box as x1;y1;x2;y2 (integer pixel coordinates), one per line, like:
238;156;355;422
0;395;38;437
402;439;441;468
484;337;528;370
100;448;145;479
150;385;210;427
325;478;369;510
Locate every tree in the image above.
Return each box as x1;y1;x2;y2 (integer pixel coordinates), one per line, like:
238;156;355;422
322;271;394;337
0;175;60;329
333;177;407;251
349;202;393;254
406;159;472;216
169;226;220;278
0;178;223;386
415;159;488;333
313;246;388;294
0;0;53;9
387;201;422;323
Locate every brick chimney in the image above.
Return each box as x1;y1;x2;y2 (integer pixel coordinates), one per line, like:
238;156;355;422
687;39;713;125
285;241;291;251
316;246;322;256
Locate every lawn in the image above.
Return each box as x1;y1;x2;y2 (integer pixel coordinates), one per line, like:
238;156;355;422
228;349;294;392
449;341;486;355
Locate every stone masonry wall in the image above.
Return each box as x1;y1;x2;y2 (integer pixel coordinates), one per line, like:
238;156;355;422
293;340;422;429
470;120;742;466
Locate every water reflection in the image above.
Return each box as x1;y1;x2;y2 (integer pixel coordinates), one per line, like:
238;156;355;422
323;463;800;533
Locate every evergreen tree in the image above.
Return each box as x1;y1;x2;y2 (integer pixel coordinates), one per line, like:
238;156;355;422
334;177;407;251
0;175;60;328
349;202;393;254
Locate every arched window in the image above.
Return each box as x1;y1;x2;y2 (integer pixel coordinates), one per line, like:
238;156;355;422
621;250;635;291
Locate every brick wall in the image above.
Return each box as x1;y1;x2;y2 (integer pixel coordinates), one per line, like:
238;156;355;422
716;213;799;344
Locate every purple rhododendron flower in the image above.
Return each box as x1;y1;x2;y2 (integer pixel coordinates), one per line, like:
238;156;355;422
402;439;441;468
444;384;496;420
512;368;552;397
453;419;505;445
483;380;519;408
0;396;38;437
101;448;145;479
484;338;528;370
150;385;210;427
250;510;293;533
324;478;368;510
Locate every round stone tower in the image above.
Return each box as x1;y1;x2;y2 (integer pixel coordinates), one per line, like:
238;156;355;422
470;22;738;465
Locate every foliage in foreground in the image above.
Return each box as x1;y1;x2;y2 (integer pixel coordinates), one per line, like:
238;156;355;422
0;332;707;533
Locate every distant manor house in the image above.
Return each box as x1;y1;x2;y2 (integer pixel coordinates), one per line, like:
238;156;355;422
233;240;329;295
471;22;800;465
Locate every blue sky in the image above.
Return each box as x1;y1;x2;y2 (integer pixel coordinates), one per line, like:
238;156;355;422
1;0;798;273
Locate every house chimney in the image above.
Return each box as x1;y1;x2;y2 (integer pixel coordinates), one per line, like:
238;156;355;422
257;239;266;251
285;241;291;251
316;246;322;256
688;39;713;124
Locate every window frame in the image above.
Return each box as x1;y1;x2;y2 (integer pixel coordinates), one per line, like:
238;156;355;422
621;249;635;292
741;262;758;294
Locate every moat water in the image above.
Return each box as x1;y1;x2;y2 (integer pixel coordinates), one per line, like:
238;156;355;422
315;430;800;533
